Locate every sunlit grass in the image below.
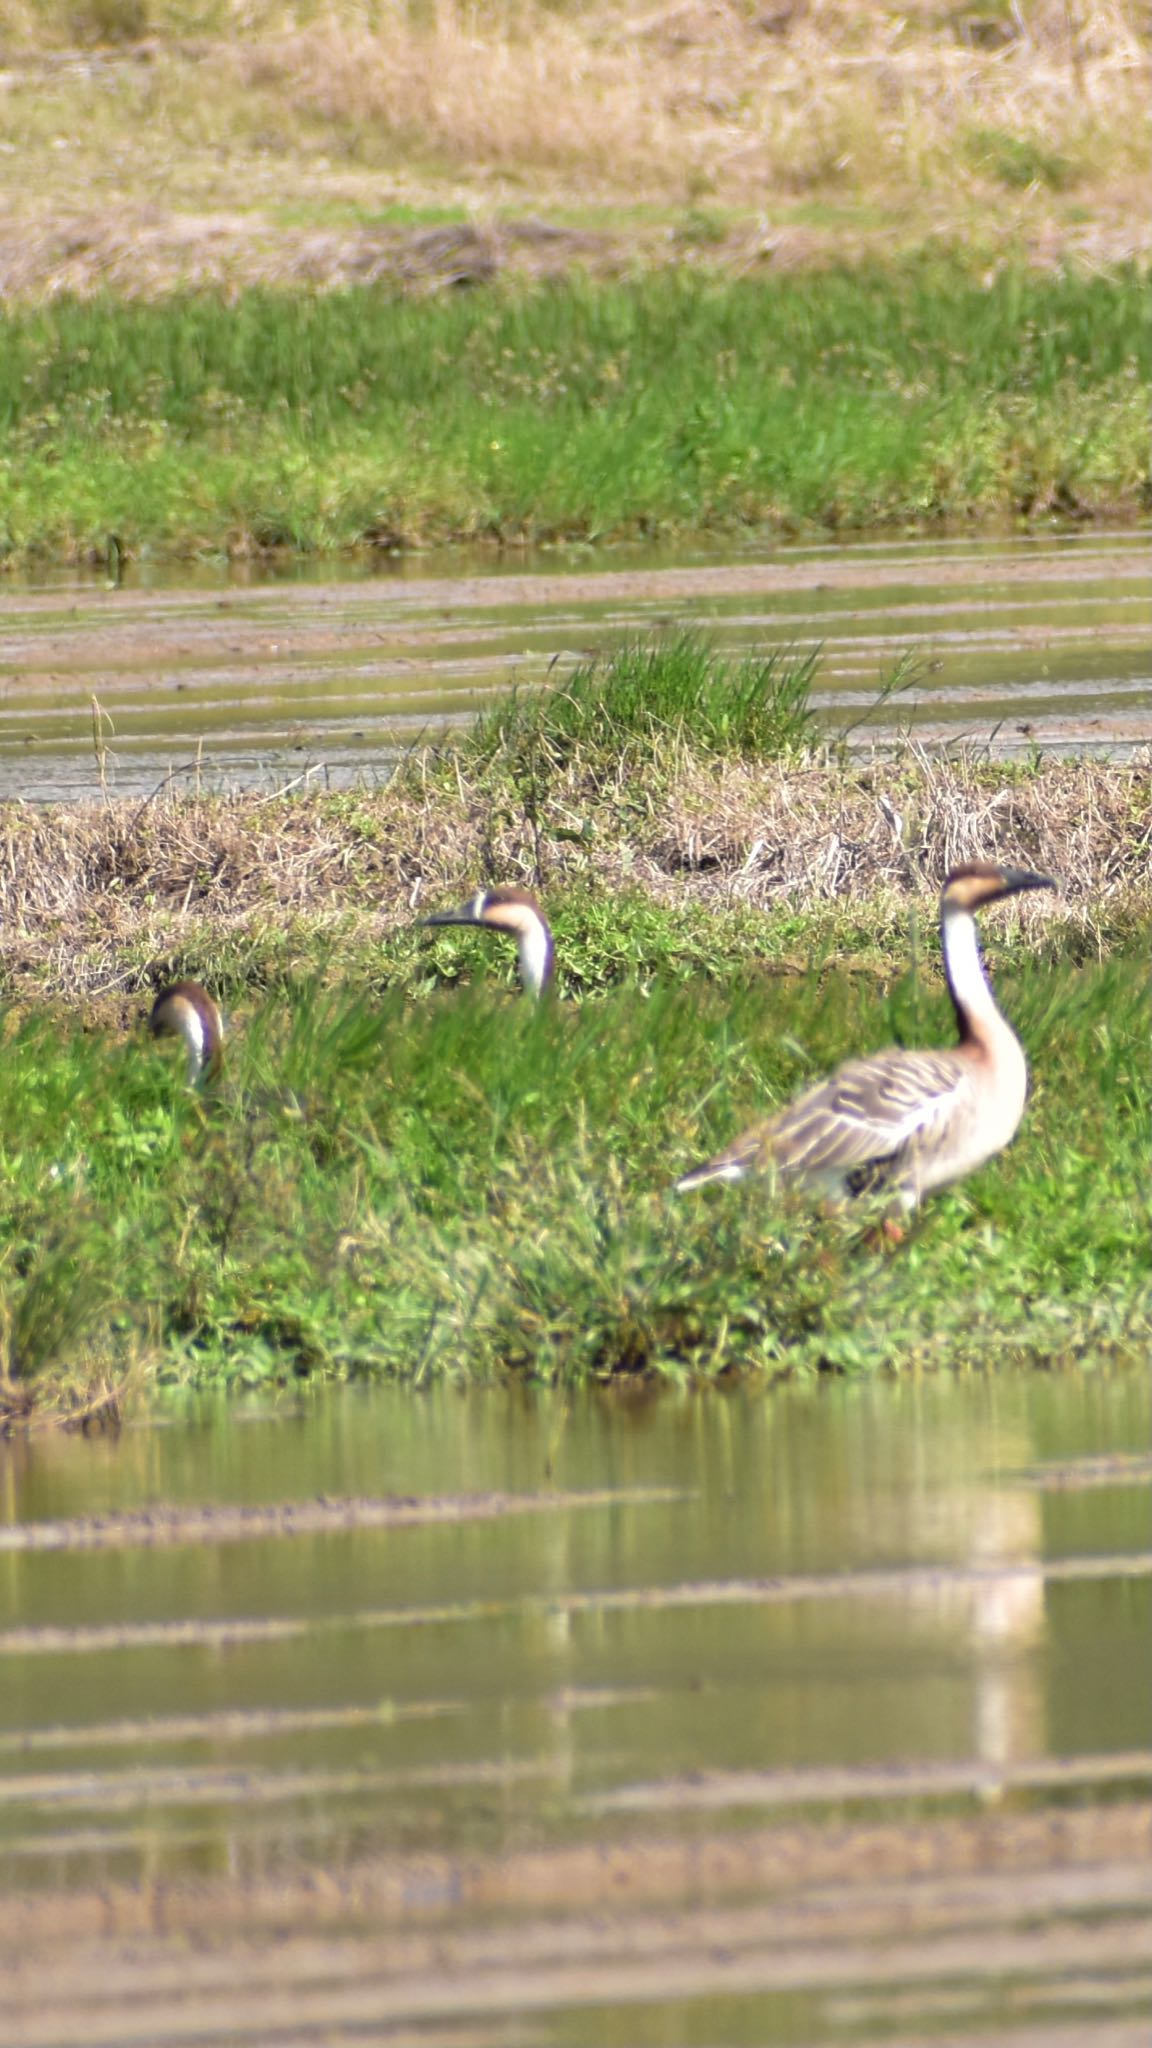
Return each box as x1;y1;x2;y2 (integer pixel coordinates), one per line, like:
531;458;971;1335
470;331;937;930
0;634;1146;1408
0;941;1147;1405
0;714;1148;1008
1;0;1145;215
0;263;1146;564
468;636;822;771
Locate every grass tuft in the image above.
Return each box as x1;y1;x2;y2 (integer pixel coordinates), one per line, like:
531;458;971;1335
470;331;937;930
468;635;820;776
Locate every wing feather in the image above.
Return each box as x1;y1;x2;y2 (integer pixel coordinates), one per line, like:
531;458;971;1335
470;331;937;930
677;1049;971;1194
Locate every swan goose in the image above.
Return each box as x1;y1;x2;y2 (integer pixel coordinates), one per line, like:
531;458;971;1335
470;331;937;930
422;885;555;1000
149;980;225;1087
677;862;1055;1209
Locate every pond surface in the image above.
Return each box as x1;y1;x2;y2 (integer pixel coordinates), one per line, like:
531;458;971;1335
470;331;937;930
1;1374;1150;2046
0;527;1148;800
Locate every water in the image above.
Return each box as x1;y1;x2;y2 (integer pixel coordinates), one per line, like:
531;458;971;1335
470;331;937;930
0;527;1147;801
1;1375;1149;2045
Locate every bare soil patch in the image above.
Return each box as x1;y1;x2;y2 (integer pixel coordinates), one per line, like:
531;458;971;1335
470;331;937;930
0;210;634;300
1;202;1146;301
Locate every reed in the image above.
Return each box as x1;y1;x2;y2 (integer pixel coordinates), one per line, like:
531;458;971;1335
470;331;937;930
0;264;1146;563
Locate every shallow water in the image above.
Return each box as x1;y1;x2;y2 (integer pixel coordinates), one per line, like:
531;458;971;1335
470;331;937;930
1;1374;1149;2045
0;528;1148;800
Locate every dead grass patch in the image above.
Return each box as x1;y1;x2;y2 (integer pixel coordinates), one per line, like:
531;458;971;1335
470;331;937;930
0;0;1146;298
648;743;1152;913
232;0;1151;200
1;747;1147;1003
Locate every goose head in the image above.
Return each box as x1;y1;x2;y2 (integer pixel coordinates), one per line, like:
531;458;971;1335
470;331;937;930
940;863;1056;915
149;980;224;1086
422;885;555;999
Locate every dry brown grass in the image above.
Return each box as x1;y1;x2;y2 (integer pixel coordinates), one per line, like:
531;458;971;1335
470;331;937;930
0;0;1146;297
251;0;1149;200
1;747;1147;1003
650;742;1152;912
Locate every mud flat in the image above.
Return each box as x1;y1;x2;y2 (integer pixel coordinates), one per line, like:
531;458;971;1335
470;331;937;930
2;532;1148;800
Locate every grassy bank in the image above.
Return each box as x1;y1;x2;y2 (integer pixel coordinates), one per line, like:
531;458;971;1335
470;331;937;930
1;944;1148;1415
0;263;1147;565
0;656;1148;1410
0;641;1148;1009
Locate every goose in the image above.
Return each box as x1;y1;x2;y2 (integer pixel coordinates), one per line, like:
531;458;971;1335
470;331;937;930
676;862;1055;1209
422;885;555;1000
148;980;224;1086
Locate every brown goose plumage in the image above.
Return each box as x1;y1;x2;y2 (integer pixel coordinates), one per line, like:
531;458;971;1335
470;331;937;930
677;863;1055;1208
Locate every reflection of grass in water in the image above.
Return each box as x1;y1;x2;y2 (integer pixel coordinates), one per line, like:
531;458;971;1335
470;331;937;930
0;263;1146;564
1;945;1148;1404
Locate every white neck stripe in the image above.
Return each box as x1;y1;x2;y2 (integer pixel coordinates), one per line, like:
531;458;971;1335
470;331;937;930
942;906;1000;1027
178;1005;207;1082
518;921;551;999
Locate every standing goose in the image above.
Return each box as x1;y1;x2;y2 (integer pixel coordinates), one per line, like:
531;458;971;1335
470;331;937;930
422;886;555;1000
676;863;1055;1208
149;980;225;1086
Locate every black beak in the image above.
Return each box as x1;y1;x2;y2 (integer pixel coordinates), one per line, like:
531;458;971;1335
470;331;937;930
1003;868;1058;897
422;903;476;929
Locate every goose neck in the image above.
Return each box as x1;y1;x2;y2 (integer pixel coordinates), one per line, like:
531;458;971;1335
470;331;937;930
518;917;554;1000
180;995;223;1083
941;904;1003;1046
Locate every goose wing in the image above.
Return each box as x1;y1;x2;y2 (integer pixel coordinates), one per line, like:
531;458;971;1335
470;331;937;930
766;1048;970;1179
678;1048;970;1192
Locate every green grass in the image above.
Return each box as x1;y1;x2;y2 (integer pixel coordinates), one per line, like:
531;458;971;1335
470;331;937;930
2;932;1148;1407
963;127;1078;193
467;635;822;773
0;261;1147;564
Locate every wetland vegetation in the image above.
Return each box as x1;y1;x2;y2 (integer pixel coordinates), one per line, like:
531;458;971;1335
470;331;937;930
1;0;1147;297
0;3;1144;566
0;643;1148;1413
0;6;1147;1409
2;925;1147;1410
0;263;1147;566
1;17;1146;2039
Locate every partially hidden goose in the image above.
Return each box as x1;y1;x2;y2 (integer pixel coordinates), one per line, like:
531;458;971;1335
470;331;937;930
149;981;225;1086
422;885;555;1000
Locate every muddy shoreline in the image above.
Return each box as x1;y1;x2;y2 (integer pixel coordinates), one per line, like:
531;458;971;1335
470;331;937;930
0;1486;682;1552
